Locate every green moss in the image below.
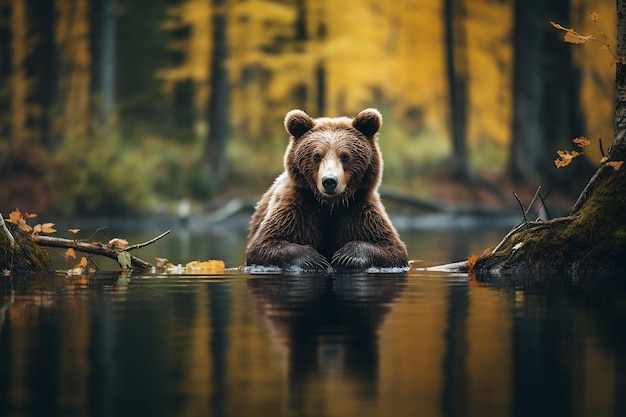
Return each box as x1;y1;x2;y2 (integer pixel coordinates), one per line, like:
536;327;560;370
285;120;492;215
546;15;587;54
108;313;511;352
0;222;52;275
476;168;626;276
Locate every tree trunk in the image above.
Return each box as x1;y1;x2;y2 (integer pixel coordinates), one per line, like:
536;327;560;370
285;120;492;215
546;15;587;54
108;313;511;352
26;0;58;148
540;0;595;193
0;218;52;275
474;0;626;276
90;0;117;140
509;0;544;183
205;0;230;185
0;1;11;144
444;0;470;181
509;0;595;193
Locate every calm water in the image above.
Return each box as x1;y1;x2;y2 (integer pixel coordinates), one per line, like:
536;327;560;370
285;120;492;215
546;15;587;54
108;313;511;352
0;224;625;417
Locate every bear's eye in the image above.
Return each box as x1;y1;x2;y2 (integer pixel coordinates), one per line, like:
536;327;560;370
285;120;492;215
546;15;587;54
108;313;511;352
313;153;322;163
340;153;350;163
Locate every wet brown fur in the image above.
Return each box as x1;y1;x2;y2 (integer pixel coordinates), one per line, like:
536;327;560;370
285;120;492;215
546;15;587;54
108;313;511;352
246;108;409;272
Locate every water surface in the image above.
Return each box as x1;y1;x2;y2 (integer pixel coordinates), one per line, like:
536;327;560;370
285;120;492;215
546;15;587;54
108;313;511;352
0;226;624;417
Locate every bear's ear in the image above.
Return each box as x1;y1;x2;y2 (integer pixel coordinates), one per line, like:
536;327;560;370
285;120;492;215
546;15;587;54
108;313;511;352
352;108;382;138
284;109;315;139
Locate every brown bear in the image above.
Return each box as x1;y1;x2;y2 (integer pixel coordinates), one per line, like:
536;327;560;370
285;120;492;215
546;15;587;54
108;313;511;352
245;108;409;273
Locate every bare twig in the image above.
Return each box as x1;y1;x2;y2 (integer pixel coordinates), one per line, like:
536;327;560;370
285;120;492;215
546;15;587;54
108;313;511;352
537;191;552;220
513;192;529;227
126;230;170;250
599;138;606;158
525;186;542;217
572;164;610;214
0;213;15;248
85;226;108;243
33;235;157;270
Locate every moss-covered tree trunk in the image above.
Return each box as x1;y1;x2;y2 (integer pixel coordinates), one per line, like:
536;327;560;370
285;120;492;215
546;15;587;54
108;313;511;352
474;0;626;276
0;217;53;275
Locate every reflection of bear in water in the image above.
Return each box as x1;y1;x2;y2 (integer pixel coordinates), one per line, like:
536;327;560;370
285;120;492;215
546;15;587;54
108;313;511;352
248;274;406;402
246;108;408;272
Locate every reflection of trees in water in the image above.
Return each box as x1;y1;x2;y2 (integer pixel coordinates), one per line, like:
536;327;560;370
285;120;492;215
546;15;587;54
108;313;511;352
485;276;626;417
248;274;407;406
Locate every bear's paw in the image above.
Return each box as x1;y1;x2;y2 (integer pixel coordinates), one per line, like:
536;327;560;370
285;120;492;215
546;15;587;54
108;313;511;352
331;241;377;272
284;243;332;272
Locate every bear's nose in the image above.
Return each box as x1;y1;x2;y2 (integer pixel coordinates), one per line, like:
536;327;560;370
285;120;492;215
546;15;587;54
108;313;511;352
322;176;338;192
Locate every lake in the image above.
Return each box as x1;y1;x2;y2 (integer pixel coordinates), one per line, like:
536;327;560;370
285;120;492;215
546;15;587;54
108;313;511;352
0;221;625;417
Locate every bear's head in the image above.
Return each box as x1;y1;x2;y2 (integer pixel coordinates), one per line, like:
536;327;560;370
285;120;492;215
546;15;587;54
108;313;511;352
283;108;383;204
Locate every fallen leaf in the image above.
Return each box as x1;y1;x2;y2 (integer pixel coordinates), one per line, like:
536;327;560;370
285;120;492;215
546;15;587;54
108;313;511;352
185;260;225;274
8;209;22;224
600;156;609;164
68;228;80;234
24;212;37;219
64;248;76;260
74;256;88;269
17;219;32;233
467;255;480;272
466;248;491;272
590;11;601;22
41;223;56;233
108;238;129;250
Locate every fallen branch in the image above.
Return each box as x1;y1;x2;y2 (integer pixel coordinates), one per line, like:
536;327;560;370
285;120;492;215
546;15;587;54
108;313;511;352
33;230;170;271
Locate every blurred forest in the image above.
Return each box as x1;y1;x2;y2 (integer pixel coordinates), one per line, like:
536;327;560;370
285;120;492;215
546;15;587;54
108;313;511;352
0;0;617;216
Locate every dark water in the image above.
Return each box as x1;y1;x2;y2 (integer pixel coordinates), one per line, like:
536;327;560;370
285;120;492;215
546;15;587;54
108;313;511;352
1;225;625;417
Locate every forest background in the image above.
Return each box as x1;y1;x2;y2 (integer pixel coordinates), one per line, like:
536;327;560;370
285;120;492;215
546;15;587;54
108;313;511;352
0;0;617;217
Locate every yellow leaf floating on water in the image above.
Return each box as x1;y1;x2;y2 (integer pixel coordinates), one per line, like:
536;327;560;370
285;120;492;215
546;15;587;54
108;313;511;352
185;260;225;274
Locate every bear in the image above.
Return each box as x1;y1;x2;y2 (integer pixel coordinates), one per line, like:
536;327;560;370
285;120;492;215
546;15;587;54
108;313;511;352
245;108;409;273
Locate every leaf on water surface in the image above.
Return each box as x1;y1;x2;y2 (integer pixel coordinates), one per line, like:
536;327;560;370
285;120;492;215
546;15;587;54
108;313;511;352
66;256;89;275
185;260;225;274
